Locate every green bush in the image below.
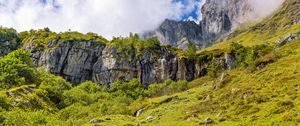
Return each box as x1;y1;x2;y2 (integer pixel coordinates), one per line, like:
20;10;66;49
185;42;197;60
62;82;101;106
145;80;188;97
228;42;249;67
0;92;10;110
207;61;220;78
38;69;72;107
110;79;143;99
0;49;37;88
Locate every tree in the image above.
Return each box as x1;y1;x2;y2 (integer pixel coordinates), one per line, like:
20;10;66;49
110;79;143;99
207;61;220;78
0;49;37;89
185;42;197;59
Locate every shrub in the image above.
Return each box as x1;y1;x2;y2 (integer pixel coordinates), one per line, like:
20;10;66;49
0;49;37;88
38;69;72;107
228;42;249;67
110;79;143;99
0;92;10;110
145;80;188;97
62;82;101;106
0;27;20;51
207;61;220;78
185;42;197;60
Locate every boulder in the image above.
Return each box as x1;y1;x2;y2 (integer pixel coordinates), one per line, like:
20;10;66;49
276;34;300;46
89;119;104;123
135;108;145;117
146;116;153;121
203;117;213;124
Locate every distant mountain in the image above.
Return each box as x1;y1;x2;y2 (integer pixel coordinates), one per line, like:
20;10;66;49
141;0;255;49
141;20;203;50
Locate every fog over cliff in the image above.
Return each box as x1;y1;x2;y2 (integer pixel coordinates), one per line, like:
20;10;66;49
247;0;284;22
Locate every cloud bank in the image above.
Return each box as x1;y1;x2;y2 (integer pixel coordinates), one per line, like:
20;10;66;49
0;0;200;39
247;0;284;22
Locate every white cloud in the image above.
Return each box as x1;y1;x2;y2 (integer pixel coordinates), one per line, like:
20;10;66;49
247;0;284;21
185;0;205;24
0;0;199;39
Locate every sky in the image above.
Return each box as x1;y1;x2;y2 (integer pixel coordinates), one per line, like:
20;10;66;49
0;0;204;39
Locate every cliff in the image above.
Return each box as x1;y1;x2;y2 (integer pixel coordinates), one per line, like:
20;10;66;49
142;20;203;50
22;35;235;85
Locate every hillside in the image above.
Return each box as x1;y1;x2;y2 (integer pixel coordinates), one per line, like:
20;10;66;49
101;38;300;126
0;0;299;126
202;0;300;51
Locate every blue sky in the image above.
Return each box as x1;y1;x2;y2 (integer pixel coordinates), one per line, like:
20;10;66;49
174;0;202;21
0;0;204;38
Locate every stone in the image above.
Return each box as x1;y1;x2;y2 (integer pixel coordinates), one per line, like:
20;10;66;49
225;53;235;70
205;95;211;101
89;119;103;123
146;116;153;121
276;34;300;46
203;117;213;124
135;108;145;117
242;92;253;99
220;72;226;82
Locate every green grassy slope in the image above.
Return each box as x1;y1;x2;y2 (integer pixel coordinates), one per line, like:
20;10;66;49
201;0;300;52
89;33;300;126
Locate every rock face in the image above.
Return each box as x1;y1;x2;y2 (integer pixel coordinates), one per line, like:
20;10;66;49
141;0;256;49
142;20;203;50
276;33;300;46
24;40;105;84
24;38;234;86
201;0;252;42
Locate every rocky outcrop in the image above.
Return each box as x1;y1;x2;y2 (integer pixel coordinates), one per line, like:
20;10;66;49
92;46;137;86
24;40;105;84
201;0;253;42
276;33;300;46
24;38;233;86
141;20;203;50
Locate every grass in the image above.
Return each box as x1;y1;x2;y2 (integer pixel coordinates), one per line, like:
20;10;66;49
83;38;300;126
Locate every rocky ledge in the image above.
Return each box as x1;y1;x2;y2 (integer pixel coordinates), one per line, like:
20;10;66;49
23;38;235;86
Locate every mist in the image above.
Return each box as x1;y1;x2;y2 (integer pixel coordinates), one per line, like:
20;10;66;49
247;0;285;22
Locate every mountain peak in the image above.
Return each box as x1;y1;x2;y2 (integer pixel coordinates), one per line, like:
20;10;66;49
143;0;284;49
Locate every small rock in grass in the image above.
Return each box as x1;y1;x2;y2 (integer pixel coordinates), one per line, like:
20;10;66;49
89;119;104;123
146;116;153;121
203;117;213;124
